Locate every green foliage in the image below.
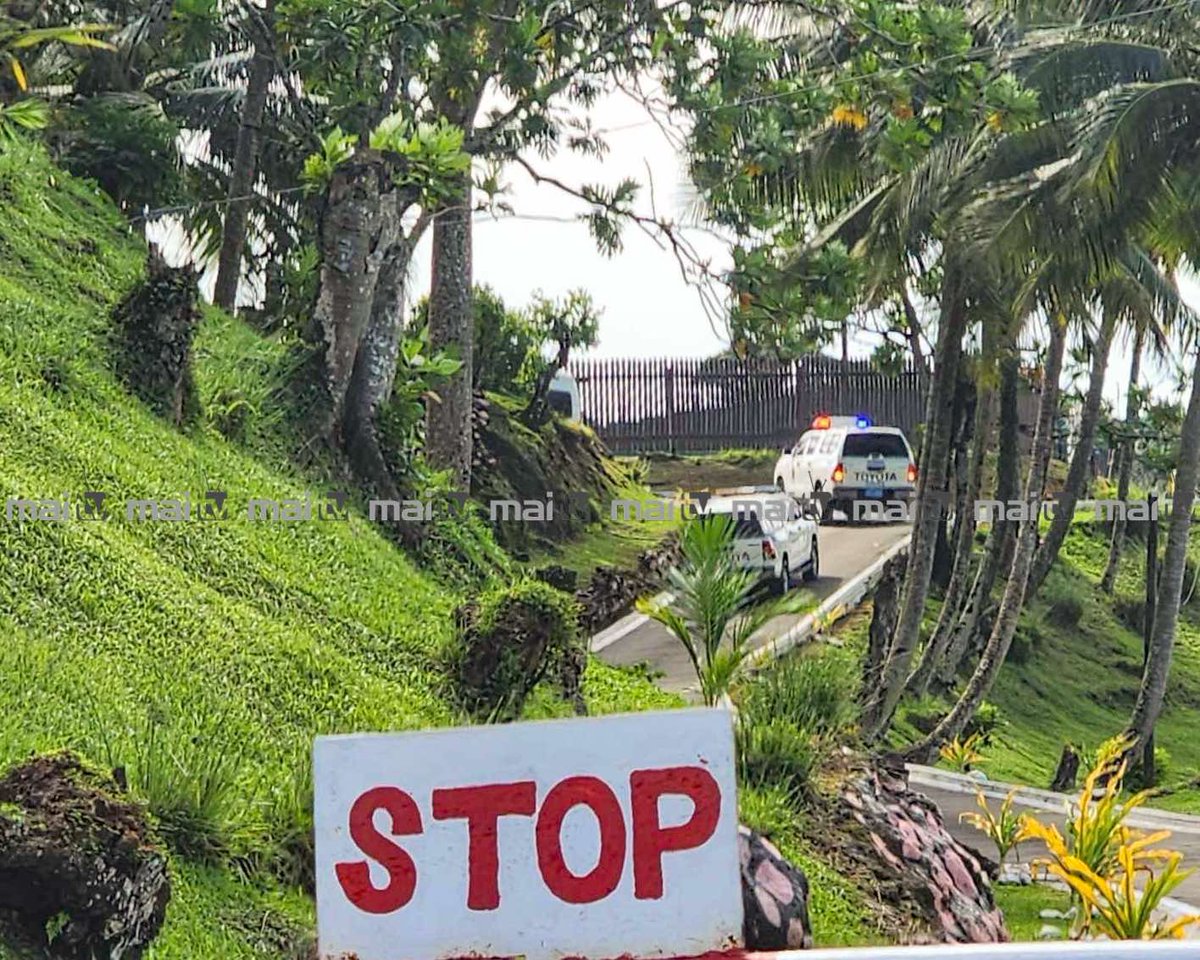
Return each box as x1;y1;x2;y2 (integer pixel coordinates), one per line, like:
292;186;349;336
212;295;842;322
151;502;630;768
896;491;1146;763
960;789;1027;865
964;701;1007;747
52;93;184;212
736;716;817;793
370;115;470;204
299;127;356;193
87;699;256;864
639;513;810;705
735;653;854;795
741;653;857;738
471;285;542;394
193;309;304;448
378;328;463;484
451;579;585;721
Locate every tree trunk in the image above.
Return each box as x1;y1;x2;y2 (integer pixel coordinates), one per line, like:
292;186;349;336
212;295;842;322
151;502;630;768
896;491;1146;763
1101;324;1145;593
901;284;927;373
932;372;975;594
310;153;397;444
907;313;1068;761
1026;309;1119;597
1125;342;1200;757
342;203;429;548
861;277;967;741
212;1;275;313
908;372;993;696
425;172;475;490
936;338;1022;686
862;553;906;707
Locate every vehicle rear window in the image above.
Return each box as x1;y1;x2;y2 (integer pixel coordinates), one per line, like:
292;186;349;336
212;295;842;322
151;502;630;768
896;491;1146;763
842;433;909;458
713;510;763;537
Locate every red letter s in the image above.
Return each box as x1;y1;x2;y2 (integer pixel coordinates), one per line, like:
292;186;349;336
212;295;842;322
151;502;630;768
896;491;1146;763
335;786;423;914
630;766;721;900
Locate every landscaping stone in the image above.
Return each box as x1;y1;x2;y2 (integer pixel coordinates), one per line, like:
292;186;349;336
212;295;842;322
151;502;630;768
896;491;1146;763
828;761;1009;944
0;751;170;959
738;825;813;950
998;862;1033;885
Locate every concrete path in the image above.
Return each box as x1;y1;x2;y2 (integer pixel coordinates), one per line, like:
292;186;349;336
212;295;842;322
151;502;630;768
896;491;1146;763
590;518;912;695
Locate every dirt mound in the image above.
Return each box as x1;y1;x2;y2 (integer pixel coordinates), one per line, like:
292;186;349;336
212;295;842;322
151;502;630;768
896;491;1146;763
0;751;170;959
471;393;630;551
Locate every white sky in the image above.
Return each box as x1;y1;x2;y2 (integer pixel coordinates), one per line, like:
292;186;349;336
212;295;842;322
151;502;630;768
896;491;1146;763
408;88;732;359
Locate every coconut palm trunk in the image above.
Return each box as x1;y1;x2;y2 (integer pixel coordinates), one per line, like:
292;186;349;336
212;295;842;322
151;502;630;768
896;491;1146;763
861;274;967;741
936;334;1022;685
212;0;275;314
1026;309;1119;597
908;312;1068;759
908;373;993;695
1125;341;1200;756
1102;324;1146;593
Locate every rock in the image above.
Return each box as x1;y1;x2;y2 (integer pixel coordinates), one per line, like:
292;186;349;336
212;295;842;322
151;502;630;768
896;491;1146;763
738;825;813;950
967;770;989;782
998;862;1033;886
1040;909;1070;920
1038;924;1066;940
826;762;1008;944
0;751;170;959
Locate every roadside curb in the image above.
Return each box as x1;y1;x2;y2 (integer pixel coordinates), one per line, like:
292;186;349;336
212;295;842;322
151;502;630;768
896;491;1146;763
906;764;1200;834
589;590;672;654
744;534;911;670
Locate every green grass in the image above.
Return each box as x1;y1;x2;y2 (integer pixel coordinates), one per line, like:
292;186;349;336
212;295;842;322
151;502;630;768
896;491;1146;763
993;885;1072;941
526;481;677;579
637;448;779;492
0;142;675;956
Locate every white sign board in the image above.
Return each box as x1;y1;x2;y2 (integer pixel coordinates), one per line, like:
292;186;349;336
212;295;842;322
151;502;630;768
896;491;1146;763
314;708;742;960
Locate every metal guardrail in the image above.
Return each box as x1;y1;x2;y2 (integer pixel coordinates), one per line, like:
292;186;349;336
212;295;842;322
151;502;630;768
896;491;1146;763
779;943;1200;959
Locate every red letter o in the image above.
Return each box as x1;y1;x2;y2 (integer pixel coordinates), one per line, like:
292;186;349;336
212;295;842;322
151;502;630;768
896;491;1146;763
536;776;626;903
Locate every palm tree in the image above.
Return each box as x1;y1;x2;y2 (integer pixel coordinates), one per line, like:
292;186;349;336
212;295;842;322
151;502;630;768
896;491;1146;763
212;0;277;313
909;308;1069;758
638;514;805;705
1026;247;1188;598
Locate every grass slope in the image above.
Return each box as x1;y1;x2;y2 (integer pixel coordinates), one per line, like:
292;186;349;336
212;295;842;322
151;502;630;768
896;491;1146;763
0;143;673;956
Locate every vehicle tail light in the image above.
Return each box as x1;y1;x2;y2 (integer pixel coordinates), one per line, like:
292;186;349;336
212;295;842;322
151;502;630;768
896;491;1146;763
761;539;776;560
907;463;918;483
832;463;845;483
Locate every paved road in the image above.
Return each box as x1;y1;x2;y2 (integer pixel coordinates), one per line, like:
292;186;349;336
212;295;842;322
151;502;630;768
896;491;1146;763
591;518;912;696
911;771;1200;909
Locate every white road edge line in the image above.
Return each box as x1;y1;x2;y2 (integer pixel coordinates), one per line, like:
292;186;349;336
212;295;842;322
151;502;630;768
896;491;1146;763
588;590;673;654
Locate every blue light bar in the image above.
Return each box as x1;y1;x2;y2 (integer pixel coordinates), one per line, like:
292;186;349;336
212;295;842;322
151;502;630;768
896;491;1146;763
855;415;872;429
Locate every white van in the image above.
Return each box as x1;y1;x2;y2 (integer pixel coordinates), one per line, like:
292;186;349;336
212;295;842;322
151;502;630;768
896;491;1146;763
773;415;917;522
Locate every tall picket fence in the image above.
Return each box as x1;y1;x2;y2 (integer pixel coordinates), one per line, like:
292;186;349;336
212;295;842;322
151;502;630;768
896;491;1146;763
568;356;931;454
